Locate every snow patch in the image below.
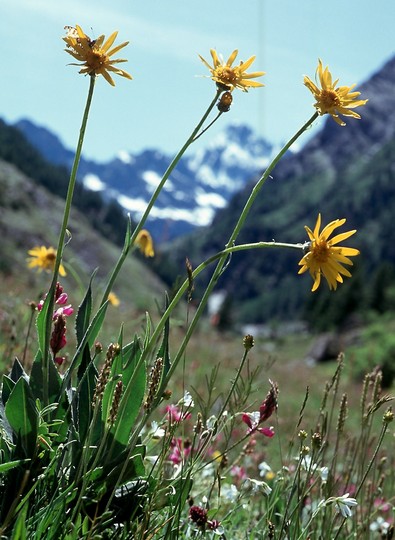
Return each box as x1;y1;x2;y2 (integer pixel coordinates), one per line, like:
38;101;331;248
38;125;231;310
83;173;106;191
195;191;226;208
117;150;135;164
117;194;214;226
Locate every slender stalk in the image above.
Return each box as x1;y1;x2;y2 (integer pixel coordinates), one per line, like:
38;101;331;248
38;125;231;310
164;113;318;385
129;239;305;411
100;89;221;306
139;113;318;387
332;420;389;540
216;347;249;424
41;75;96;405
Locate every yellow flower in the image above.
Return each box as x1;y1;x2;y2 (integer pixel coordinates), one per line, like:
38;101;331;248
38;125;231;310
63;25;132;86
107;292;120;307
135;230;154;258
27;246;66;277
298;214;360;291
199;49;265;92
304;59;368;126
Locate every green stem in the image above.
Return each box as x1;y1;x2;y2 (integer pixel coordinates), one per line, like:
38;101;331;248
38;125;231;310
100;89;222;306
139;240;305;398
215;347;249;426
332;421;389;540
147;112;318;384
41;75;96;405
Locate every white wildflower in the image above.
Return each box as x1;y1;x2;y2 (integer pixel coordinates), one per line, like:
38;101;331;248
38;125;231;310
178;391;194;408
242;478;272;496
334;493;358;518
221;483;239;503
258;461;272;477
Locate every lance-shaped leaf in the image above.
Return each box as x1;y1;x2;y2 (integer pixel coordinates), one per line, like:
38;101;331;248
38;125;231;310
5;378;38;457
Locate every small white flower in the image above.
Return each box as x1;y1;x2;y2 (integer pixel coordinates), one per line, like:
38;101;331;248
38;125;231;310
299;456;329;483
201;463;215;478
319;466;329;482
221;483;239;503
150;421;165;439
178;391;194;408
242;478;272;496
335;493;358;518
370;516;390;533
258;461;272;477
206;415;217;430
300;455;313;471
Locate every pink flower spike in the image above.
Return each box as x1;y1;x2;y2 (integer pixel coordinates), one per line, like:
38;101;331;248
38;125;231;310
56;292;69;305
53;305;74;319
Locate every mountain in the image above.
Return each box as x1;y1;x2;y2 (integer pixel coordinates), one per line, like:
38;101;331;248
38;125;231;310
15;120;274;241
0;157;167;337
160;55;395;326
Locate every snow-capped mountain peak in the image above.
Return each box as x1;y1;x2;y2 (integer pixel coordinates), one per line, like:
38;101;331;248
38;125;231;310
15;120;274;240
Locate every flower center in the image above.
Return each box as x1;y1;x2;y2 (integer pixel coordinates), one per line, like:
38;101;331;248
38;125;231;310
215;66;237;85
45;252;56;262
320;89;341;110
86;49;107;69
312;240;330;263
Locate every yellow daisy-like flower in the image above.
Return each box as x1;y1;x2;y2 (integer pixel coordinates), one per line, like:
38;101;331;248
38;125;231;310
107;291;120;307
27;246;67;277
304;59;368;126
135;230;155;258
199;49;265;92
298;214;360;292
63;25;132;86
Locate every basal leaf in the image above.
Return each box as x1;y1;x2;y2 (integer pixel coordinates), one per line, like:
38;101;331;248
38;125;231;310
5;378;38;457
2;375;15;406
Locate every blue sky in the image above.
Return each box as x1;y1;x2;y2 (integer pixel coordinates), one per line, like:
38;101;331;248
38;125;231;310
2;0;395;162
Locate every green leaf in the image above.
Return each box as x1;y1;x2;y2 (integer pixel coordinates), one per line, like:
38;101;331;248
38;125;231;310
36;280;56;354
154;293;171;403
2;375;15;406
10;358;29;384
104;444;146;488
75;270;97;346
0;400;13;444
10;502;28;540
106;337;146;457
76;344;98;444
5;378;38;457
30;351;63;404
0;459;30;474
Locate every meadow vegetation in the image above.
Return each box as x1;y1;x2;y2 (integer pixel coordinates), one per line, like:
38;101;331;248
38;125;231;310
0;25;393;540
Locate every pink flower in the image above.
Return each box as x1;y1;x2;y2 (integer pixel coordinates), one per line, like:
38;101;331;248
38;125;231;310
242;412;275;437
169;437;191;465
53;305;74;318
242;381;278;438
37;283;74;318
50;315;67;356
231;465;247;482
166;404;191;423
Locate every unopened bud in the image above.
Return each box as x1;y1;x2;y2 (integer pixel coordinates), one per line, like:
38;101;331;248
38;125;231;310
243;334;255;351
217;91;233;112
